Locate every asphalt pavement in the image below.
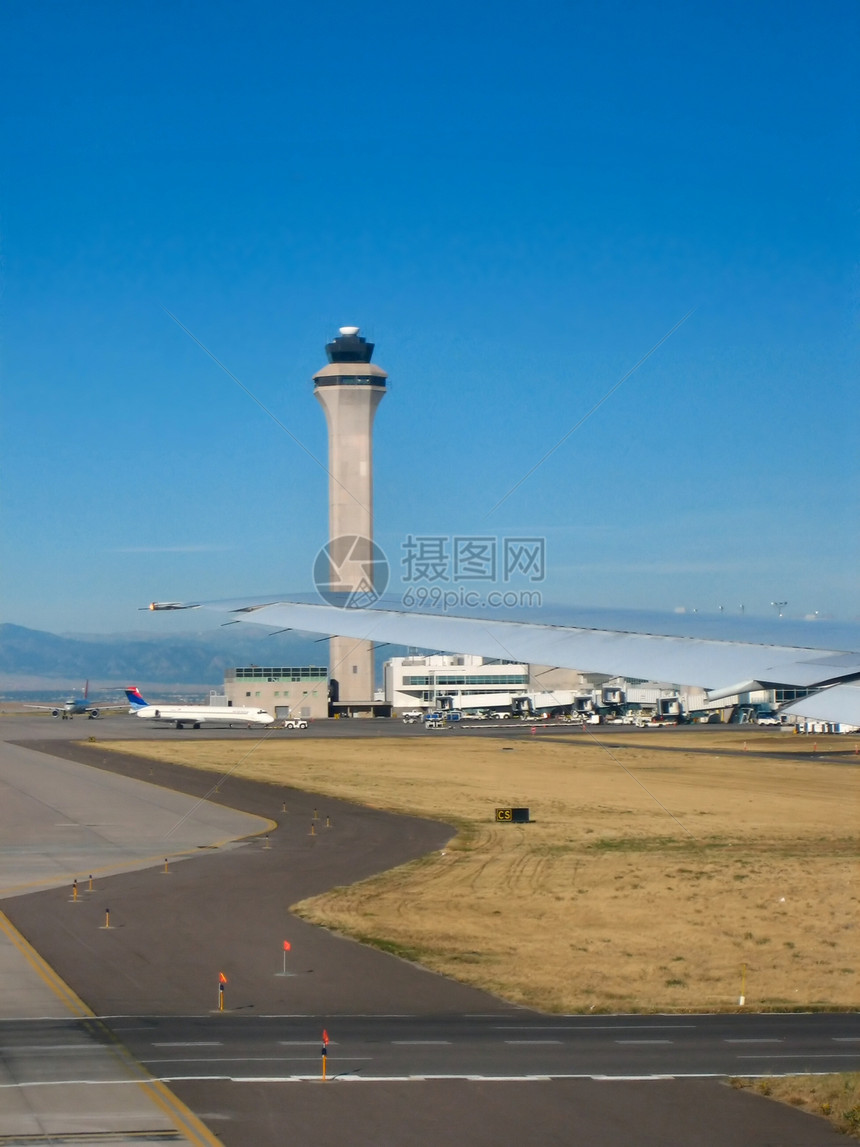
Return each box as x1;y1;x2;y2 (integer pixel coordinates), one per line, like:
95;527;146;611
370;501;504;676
0;715;856;1145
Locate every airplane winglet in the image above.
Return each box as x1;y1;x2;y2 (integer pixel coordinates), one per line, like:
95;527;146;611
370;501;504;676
147;602;200;611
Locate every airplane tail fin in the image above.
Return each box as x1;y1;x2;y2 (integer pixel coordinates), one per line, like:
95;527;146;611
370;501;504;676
125;687;148;708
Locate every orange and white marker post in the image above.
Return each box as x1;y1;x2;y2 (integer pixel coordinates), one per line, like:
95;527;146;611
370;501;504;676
282;940;291;976
321;1028;329;1080
218;972;227;1011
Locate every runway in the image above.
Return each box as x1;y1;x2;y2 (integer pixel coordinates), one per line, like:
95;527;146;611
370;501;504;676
8;1011;857;1083
0;715;856;1145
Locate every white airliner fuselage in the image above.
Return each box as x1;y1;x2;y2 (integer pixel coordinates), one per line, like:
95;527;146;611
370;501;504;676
133;704;274;729
125;688;274;729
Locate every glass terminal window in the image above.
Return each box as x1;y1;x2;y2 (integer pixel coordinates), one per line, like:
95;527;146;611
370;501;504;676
434;674;529;686
233;667;328;681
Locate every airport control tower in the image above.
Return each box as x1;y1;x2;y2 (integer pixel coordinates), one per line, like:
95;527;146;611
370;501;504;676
314;327;387;706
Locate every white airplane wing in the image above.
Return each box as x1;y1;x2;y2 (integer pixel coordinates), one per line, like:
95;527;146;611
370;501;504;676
780;684;860;725
149;597;860;726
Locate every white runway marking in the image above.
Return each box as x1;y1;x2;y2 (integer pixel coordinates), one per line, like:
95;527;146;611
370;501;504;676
494;1024;694;1031
724;1038;783;1044
592;1075;677;1081
143;1056;328;1064
504;1040;563;1045
614;1040;674;1045
153;1041;223;1047
21;1070;845;1087
736;1053;860;1060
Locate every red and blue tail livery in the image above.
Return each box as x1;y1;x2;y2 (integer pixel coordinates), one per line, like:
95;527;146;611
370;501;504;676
125;687;149;709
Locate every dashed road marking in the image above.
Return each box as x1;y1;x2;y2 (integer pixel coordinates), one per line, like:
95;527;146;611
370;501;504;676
153;1042;223;1047
724;1038;783;1044
614;1040;674;1045
504;1040;563;1045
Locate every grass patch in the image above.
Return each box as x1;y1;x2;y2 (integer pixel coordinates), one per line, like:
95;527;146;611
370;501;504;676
589;835;689;852
731;1073;860;1138
102;730;860;1014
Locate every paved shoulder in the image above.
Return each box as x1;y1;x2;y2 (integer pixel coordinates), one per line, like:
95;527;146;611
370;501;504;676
0;740;271;898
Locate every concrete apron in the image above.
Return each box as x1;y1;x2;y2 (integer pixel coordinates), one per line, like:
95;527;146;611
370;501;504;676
0;739;269;1146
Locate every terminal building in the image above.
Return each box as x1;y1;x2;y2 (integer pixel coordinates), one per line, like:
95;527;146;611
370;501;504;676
215;660;784;725
384;654;588;712
383;654;714;721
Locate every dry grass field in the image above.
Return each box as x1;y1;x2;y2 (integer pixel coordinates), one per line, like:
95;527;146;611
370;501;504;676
731;1072;860;1139
102;730;859;1014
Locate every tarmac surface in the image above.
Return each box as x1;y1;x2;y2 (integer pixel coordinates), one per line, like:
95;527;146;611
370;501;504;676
0;728;273;1146
0;713;856;1145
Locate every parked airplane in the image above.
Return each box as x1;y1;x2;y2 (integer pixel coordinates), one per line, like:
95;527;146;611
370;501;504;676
26;681;127;720
146;598;860;727
124;687;275;729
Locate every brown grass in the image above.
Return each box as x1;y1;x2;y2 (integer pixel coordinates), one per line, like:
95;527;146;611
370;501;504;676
101;730;859;1013
731;1073;860;1138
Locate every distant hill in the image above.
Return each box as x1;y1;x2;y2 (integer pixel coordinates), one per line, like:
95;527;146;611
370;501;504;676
0;622;326;689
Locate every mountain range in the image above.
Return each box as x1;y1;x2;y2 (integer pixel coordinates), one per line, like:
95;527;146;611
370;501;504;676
0;622;326;693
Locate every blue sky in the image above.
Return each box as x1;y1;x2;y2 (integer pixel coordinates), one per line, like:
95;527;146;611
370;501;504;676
2;0;857;634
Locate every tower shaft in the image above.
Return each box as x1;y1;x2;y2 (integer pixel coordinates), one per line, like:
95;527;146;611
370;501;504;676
318;386;383;547
313;327;387;706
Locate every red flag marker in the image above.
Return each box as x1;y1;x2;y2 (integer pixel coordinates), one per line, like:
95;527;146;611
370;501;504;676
219;972;228;984
322;1029;329;1047
279;941;293;976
